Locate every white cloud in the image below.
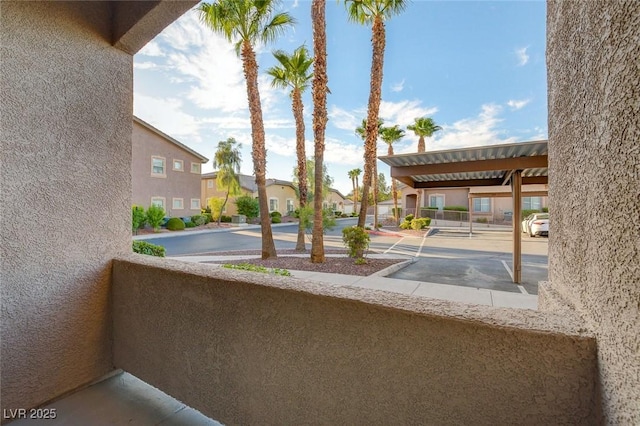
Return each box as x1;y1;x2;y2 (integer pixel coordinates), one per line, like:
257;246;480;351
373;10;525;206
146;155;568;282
138;41;164;57
133;61;158;70
379;100;438;127
515;46;529;66
147;11;282;114
390;79;405;92
507;98;530;110
328;106;361;132
133;93;203;144
398;103;518;153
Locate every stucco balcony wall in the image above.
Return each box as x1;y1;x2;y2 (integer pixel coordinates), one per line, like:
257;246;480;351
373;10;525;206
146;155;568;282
113;255;598;425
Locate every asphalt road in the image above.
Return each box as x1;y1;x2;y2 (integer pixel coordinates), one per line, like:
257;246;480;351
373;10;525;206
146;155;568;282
142;218;360;256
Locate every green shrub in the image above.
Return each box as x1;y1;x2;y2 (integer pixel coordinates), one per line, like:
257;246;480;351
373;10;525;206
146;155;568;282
399;220;411;230
271;216;282;224
203;213;213;224
342;226;370;259
334;211;342;217
425;206;439;210
298;206;336;234
208;198;224;221
185;221;196;228
132;205;146;234
132;240;165;257
220;215;232;223
145;205;165;232
270;211;282;218
444;205;468;212
191;215;206;226
475;217;488;223
341;213;348;218
235;195;259;219
542;207;549;213
166;217;185;231
521;209;541;219
410;217;431;230
404;214;414;222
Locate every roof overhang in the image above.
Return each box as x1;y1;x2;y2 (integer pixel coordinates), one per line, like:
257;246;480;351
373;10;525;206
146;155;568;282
380;140;548;189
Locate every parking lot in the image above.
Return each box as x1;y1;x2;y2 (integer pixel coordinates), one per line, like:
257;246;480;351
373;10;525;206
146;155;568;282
380;228;548;295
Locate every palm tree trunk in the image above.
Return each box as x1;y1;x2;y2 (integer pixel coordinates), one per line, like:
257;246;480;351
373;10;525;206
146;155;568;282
358;16;385;228
418;135;425;153
311;0;327;263
351;177;357;216
241;41;276;259
292;88;307;251
415;190;421;217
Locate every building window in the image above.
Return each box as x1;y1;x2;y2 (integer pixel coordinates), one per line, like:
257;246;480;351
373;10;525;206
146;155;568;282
151;156;165;177
191;199;200;210
269;198;278;212
473;197;491;212
332;202;337;210
207;179;214;188
151;197;165;209
429;194;445;210
286;199;295;214
523;196;542;210
172;159;184;171
191;163;201;174
173;198;184;210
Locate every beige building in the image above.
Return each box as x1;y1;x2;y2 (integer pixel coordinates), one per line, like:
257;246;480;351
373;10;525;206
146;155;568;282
203;173;347;217
132;116;208;218
401;184;548;220
2;1;638;424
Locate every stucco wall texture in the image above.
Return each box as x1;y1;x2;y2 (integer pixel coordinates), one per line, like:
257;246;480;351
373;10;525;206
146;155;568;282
113;256;598;425
0;0;197;413
543;1;640;423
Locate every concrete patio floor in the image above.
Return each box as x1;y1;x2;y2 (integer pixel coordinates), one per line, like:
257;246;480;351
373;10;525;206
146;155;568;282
8;372;222;426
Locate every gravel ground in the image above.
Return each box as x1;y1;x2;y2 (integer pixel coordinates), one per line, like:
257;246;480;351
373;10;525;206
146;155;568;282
204;249;405;277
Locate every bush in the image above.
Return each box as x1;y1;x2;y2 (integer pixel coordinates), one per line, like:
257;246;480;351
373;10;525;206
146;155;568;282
542;207;549;213
475;217;488;224
342;226;370;259
404;214;414;222
271;216;282;224
521;209;541;219
132;240;165;257
208;198;224;221
220;215;232;223
341;213;348;218
191;215;206;226
132;205;146;234
166;217;185;231
444;205;468;212
185;221;196;228
203;213;213;224
334;211;342;217
235;195;259;219
270;211;282;218
146;205;165;232
410;217;431;230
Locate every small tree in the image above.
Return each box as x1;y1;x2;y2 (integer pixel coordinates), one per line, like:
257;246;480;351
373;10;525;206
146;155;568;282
132;205;146;235
235;195;259;220
342;225;370;262
145;205;165;232
208;197;225;221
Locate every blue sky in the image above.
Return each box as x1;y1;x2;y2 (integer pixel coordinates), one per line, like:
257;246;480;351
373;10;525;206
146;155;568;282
134;0;547;195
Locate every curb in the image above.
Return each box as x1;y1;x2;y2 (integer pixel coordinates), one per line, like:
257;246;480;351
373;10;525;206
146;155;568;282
370;258;416;277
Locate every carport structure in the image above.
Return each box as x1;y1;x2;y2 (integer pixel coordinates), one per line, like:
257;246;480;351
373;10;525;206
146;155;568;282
379;140;548;284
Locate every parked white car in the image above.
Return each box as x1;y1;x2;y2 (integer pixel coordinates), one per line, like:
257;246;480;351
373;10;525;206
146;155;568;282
521;213;549;237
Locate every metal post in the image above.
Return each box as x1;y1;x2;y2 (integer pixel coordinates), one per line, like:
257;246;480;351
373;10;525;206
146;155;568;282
511;170;522;283
468;195;473;236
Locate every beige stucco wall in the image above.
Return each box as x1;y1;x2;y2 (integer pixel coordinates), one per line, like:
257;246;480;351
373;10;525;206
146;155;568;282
0;0;196;413
201;177;252;216
266;183;298;214
132;120;204;217
114;255;598;424
542;1;640;423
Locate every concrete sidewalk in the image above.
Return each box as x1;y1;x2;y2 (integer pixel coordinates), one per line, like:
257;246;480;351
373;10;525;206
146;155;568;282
171;253;538;310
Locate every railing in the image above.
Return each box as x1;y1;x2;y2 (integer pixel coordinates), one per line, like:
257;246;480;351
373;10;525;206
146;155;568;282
112;254;597;424
417;208;515;228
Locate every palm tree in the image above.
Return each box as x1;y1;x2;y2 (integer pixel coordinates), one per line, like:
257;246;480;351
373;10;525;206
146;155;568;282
348;169;360;214
213;137;242;225
355;118;383;227
267;46;313;252
380;125;405;223
311;0;328;263
407;116;441;215
407;116;442;152
345;0;407;228
198;0;294;260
